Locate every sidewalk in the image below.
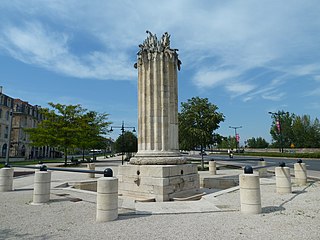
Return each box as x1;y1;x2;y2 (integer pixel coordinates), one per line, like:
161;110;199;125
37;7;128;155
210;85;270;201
1;157;320;239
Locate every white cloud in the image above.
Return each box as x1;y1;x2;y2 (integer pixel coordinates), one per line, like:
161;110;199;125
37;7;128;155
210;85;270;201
193;69;240;88
225;82;256;96
305;87;320;97
291;64;320;76
240;76;287;102
1;22;68;64
0;21;135;80
0;0;320;90
262;91;286;101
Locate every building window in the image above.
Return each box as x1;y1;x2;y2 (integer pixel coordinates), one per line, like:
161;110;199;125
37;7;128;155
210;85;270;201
5;126;8;138
6;110;9;120
0;108;2;119
2;144;7;157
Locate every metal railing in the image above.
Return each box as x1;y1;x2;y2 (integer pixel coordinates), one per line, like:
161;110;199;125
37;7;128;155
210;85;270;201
6;164;113;177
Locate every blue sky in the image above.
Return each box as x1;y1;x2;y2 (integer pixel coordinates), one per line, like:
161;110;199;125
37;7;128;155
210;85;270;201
1;0;320;144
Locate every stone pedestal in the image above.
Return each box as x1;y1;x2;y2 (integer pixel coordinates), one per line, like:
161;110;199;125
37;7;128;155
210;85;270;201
96;177;118;222
0;167;14;192
239;173;261;214
294;163;307;186
258;159;268;177
118;164;199;201
32;171;51;204
87;163;95;178
209;160;217;175
275;167;292;194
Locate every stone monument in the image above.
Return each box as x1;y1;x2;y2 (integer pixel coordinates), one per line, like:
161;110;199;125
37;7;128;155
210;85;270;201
130;30;185;165
118;31;199;201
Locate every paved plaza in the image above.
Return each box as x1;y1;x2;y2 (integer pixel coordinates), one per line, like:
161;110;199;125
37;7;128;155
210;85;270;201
1;156;320;240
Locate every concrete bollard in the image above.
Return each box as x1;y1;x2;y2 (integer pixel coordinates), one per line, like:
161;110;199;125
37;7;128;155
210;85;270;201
294;160;307;186
87;163;95;178
239;166;261;214
275;164;292;194
96;168;118;222
34;161;44;172
0;167;14;192
32;167;51;204
258;158;268;177
209;160;216;175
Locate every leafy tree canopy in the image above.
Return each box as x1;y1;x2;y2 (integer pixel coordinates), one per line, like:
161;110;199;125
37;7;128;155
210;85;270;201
25;103;111;165
246;137;269;148
179;97;225;151
179;97;225;169
270;111;320;148
114;131;138;156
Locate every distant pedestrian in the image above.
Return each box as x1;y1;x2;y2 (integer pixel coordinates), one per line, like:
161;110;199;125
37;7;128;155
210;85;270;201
228;149;233;158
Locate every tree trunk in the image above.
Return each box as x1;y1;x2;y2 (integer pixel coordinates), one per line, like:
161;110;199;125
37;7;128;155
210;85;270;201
64;148;68;166
201;145;204;170
82;149;85;161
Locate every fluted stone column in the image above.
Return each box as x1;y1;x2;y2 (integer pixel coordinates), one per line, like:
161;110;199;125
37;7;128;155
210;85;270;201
130;31;185;165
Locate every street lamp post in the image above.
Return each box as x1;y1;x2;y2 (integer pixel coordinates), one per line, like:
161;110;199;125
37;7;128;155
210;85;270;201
109;121;136;165
229;126;242;152
5;109;13;165
268;111;287;153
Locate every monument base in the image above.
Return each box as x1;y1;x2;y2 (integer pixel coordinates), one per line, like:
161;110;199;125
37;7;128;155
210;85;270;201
129;155;187;165
118;164;200;201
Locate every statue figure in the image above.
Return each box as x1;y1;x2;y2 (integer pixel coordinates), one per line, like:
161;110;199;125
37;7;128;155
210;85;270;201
161;32;170;50
134;31;182;71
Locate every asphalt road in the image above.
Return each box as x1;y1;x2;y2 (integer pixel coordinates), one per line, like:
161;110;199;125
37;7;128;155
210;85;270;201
189;154;320;171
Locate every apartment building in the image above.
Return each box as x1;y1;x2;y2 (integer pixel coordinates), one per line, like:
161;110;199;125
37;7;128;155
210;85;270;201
0;88;60;160
0;91;14;157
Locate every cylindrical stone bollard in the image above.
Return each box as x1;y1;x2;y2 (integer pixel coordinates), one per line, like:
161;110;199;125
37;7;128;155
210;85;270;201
87;163;95;178
32;170;51;204
96;175;118;222
258;159;267;177
275;166;292;194
294;161;307;186
209;160;216;175
0;167;14;192
35;162;43;172
239;166;261;214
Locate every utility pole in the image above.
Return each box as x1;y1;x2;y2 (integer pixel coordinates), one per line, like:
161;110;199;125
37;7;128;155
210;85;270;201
229;126;242;152
110;121;136;165
268;111;287;153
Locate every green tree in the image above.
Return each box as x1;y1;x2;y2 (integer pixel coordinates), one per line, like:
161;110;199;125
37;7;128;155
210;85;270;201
25;103;110;165
114;131;138;159
247;137;269;148
291;115;320;148
270;112;320;149
217;136;236;149
179;97;225;169
270;111;293;151
76;111;111;161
